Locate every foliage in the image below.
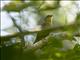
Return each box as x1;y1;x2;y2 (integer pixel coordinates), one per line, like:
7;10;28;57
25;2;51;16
1;0;80;60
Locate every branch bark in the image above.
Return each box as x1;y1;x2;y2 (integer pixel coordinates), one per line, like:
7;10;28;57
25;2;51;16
1;23;79;39
24;31;80;52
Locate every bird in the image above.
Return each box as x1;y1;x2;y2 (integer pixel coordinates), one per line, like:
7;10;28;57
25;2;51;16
34;15;53;43
41;15;53;29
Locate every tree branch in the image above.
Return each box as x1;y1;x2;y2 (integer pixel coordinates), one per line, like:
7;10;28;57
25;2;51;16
24;31;80;52
1;23;79;39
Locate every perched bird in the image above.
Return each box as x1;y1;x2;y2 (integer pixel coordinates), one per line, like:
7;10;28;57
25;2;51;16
34;15;53;43
41;15;53;29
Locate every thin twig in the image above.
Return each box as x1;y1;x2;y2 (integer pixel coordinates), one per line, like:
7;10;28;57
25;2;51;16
7;12;25;47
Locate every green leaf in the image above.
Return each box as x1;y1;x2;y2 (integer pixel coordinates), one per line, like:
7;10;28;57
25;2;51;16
48;37;63;48
3;2;28;12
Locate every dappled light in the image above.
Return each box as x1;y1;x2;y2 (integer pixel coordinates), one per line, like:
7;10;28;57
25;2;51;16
1;0;80;60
